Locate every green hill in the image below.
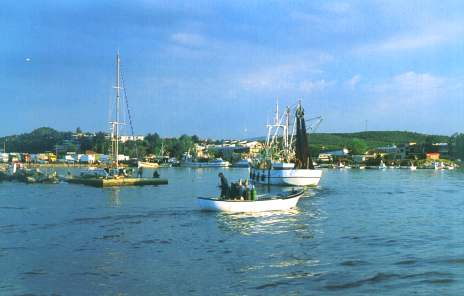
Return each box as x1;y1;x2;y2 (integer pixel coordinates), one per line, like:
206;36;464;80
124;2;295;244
308;131;450;155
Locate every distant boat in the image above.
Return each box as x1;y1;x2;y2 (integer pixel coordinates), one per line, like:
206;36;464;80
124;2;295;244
181;157;231;168
378;160;387;170
197;189;304;212
250;101;323;186
137;161;160;168
434;161;444;170
232;159;251;168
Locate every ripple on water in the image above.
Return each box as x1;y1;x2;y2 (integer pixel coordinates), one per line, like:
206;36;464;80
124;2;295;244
324;271;455;291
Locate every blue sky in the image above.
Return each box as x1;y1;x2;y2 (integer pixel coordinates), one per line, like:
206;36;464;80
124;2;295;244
1;0;464;138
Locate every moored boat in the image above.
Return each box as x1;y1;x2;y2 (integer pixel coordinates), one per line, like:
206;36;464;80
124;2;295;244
181;157;231;168
232;159;251;168
137;161;160;168
250;101;323;187
197;189;304;212
65;53;168;187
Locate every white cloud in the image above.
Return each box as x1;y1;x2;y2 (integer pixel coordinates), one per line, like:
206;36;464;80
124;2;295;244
354;21;464;54
345;75;361;89
240;54;334;94
323;2;352;14
363;71;453;116
170;32;205;47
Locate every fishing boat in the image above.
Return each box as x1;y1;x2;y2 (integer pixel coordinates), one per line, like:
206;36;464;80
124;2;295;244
250;101;323;186
66;53;167;187
197;189;304;212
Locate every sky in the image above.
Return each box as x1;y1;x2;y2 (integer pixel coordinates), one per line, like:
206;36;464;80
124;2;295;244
1;0;464;139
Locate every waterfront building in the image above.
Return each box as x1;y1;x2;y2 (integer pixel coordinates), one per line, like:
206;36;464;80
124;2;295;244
426;152;440;160
120;135;145;143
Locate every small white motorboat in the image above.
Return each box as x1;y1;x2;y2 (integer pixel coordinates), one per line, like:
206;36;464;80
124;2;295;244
197;189;305;213
138;161;160;168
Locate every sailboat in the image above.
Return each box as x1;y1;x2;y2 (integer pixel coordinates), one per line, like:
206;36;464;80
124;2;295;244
67;53;168;187
250;101;322;186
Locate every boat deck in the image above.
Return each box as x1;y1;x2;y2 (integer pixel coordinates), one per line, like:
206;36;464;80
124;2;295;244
66;177;168;187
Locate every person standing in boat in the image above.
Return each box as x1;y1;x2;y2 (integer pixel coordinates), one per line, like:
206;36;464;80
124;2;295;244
218;172;229;199
137;166;143;178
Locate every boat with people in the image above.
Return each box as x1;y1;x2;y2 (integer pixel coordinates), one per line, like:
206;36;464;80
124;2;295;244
250;101;323;186
65;53;168;187
197;188;305;212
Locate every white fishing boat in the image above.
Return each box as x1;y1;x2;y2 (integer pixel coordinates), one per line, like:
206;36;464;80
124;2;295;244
252;163;322;186
197;189;304;212
250;101;323;187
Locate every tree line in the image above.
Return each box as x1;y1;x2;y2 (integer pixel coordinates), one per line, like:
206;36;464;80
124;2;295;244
0;127;205;159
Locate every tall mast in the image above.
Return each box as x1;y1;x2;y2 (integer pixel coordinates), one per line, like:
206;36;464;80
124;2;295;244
110;53;122;168
115;53;121;167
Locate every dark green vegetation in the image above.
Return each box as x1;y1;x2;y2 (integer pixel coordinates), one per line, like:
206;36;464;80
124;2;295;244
1;128;464;160
309;131;451;155
0;127;201;159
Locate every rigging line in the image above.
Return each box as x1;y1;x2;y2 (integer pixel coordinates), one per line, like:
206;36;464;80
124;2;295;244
120;66;139;159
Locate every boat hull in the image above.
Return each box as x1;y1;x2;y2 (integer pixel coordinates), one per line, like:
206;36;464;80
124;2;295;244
66;177;168;187
250;168;322;186
138;161;160;168
181;162;230;168
197;190;304;212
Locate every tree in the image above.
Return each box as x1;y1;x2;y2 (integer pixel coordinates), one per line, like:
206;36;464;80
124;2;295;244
450;133;464;160
348;138;368;155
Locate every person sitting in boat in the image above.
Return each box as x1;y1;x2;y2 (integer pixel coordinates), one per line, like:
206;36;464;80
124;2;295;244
230;182;241;200
238;179;247;200
153;170;160;178
218;172;229;199
243;179;250;200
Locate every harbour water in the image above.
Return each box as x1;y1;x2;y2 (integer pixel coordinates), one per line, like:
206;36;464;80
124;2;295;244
1;168;464;295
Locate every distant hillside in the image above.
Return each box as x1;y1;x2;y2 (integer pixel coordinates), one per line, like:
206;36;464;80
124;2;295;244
309;131;450;151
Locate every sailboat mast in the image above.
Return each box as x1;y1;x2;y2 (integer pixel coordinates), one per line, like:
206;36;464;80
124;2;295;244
115;53;120;168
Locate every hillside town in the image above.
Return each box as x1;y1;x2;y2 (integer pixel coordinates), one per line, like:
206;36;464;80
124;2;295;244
0;128;460;170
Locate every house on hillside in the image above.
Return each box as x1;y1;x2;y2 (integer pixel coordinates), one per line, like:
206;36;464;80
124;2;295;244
319;148;349;157
396;142;422;159
426;152;440;160
432;143;449;158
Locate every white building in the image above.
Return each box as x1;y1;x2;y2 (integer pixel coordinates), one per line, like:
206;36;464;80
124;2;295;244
119;135;145;143
79;154;95;164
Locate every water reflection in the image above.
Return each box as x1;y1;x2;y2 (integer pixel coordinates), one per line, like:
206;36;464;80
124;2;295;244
214;187;321;236
106;188;121;207
216;208;320;238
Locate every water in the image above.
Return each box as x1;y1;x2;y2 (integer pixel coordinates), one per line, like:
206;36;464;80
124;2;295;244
1;168;464;295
